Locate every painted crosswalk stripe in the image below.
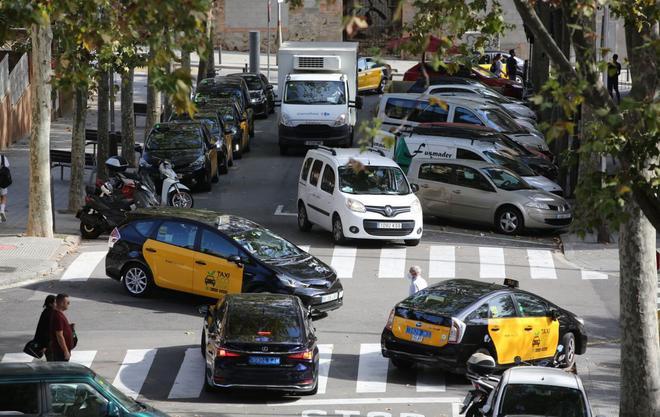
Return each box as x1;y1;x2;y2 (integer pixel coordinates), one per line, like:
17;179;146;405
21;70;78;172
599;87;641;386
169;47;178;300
331;247;357;279
1;353;33;363
479;247;505;278
581;270;608;280
429;246;455;278
112;349;157;399
317;344;333;395
527;250;557;279
416;367;446;392
378;248;407;278
168;348;205;399
298;245;311;253
356;343;388;393
70;350;97;368
61;251;107;281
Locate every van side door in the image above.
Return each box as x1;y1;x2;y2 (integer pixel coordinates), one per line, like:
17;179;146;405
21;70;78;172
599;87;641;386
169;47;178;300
317;164;337;230
305;159;327;225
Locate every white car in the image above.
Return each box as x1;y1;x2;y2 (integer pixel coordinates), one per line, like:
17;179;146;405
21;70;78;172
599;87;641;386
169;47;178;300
297;147;424;246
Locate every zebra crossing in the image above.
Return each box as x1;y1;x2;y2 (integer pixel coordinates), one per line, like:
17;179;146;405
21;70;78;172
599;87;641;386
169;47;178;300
0;343;459;401
54;243;610;283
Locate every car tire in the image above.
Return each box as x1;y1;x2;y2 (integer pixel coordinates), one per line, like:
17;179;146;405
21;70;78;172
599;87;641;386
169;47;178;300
200;169;213;191
212;167;220;183
495;206;524;235
80;221;103;239
203;369;218;393
122;263;153;297
201;330;206;358
404;239;420;247
298;203;312;232
169;190;194;208
391;357;414;369
219;155;229;175
560;332;576;369
279;145;288;156
332;215;346;245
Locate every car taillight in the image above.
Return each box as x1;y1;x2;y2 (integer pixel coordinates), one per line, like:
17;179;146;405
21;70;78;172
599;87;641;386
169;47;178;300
108;228;121;248
448;318;465;344
217;348;241;358
288;350;313;361
385;309;395;330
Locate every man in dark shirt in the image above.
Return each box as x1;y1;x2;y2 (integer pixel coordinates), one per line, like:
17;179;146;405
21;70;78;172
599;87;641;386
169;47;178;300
50;293;74;362
506;49;518;81
607;54;622;103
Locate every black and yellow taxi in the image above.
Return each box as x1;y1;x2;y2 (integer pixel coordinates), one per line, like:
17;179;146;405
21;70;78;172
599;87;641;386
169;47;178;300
105;207;343;313
381;279;587;374
357;56;392;93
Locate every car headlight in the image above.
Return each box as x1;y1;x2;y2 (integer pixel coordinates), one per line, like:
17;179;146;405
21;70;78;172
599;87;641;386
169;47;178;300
334;113;347;127
190;155;206;169
280;112;295;127
346;198;366;213
139;158;152;168
411;198;421;213
525;200;551;210
277;273;309;288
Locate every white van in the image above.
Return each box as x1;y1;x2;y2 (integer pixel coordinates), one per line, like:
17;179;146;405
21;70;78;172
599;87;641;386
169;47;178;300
297;147;424;246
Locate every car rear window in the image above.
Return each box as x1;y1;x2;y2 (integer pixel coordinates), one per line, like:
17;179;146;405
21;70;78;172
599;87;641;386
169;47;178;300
399;281;493;315
225;301;303;343
145;128;202;150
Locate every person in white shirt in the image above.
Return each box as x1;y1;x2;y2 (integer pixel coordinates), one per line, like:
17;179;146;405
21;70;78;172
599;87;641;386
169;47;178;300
407;265;428;296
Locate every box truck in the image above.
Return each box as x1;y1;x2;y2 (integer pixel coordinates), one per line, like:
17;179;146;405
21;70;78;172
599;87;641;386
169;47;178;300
277;41;361;155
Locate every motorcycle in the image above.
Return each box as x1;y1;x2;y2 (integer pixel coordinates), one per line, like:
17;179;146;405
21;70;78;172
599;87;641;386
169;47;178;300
151;158;194;208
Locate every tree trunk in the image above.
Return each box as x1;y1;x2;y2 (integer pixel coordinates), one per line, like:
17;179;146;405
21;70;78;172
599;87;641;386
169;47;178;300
96;70;110;180
120;67;136;166
67;85;88;212
181;50;191;73
163;62;172;121
618;200;660;417
27;20;54;238
145;56;161;137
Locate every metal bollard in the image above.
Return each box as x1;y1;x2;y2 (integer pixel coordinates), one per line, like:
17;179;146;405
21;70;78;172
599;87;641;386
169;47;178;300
249;31;260;73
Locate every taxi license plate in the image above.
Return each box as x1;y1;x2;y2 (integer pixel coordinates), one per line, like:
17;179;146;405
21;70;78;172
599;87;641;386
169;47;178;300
321;292;339;303
248;356;280;366
378;222;402;229
406;326;431;342
305;140;323;146
556;213;572;219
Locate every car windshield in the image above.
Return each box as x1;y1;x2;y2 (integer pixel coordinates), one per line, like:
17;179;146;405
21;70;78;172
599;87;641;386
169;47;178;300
231;228;307;261
479;108;525;133
338;164;410;195
226;301;303;343
239;76;262;90
93;375;142;412
145;128;202;150
484;151;535;177
500;384;588;417
482;167;533;191
284;80;346;105
195;89;241;103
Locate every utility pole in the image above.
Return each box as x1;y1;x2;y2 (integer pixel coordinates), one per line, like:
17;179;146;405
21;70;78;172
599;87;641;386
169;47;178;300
267;0;271;80
277;0;283;48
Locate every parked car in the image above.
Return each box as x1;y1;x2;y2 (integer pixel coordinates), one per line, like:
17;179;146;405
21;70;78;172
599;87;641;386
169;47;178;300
407;159;572;234
198;97;251;159
407;76;482;93
201;293;320;394
228;72;275;117
139;121;218;191
357;56;392;93
297;146;423;246
194;76;255;138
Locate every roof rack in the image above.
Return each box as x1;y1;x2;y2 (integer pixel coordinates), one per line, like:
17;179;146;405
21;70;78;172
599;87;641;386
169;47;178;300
315;145;337;156
366;147;385;157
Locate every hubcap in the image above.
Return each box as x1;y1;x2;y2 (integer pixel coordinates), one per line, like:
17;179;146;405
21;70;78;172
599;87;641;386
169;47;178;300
333;219;342;241
566;337;575;365
125;267;147;294
298;207;306;227
172;192;192;208
500;212;518;232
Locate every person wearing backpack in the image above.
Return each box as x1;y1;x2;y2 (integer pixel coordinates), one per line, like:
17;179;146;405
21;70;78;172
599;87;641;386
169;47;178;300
0;154;11;223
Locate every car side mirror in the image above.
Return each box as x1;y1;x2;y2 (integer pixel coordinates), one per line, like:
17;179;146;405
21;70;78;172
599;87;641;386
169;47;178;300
106;402;120;417
228;255;243;267
410;183;419;193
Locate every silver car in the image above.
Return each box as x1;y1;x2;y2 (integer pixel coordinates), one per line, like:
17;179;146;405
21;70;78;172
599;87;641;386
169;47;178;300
407;159;572;234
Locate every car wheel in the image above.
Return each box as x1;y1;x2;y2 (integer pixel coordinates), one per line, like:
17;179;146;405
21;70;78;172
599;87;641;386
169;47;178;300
560;332;576;369
169;190;194;208
201;330;206;358
279;145;288;156
495;206;523;235
404;239;420;247
391;357;414;369
332;215;346;245
122;263;153;297
200;169;213;191
298;203;312;232
203;369;218;393
219;154;229;175
80;221;103;239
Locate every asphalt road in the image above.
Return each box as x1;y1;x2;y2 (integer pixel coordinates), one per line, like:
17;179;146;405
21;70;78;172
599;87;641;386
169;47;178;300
0;95;620;417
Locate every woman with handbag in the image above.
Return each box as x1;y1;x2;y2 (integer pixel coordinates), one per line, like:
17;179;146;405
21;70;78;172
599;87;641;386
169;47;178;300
25;295;55;360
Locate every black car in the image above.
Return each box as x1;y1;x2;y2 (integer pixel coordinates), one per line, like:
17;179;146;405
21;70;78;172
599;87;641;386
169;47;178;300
105;207;344;313
195;77;255;138
139;122;219;191
228;72;275;117
381;278;587;374
199;98;250;159
201;293;319;394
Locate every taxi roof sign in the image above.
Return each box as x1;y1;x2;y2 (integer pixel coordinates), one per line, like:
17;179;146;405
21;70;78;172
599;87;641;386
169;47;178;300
503;278;519;288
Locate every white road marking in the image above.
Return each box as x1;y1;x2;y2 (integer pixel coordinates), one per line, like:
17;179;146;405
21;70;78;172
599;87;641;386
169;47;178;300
378;248;406;279
527;250;557;279
269;396;463;406
356;343;389;393
317;344;333;395
479;247;505;278
70;350;97;368
581;270;608;280
416;367;446;392
60;251;107;281
112;349;157;399
331;247;357;279
298;245;311;253
274;204;297;217
1;353;33;363
168;348;205;399
428;245;455;278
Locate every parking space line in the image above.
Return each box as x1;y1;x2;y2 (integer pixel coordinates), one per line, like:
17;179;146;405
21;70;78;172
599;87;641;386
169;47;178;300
168;348;205;399
378;248;406;278
331;247;357;279
581;270;608;280
479;247;505;278
70;350;97;368
112;349;157;399
527;250;557;279
429;245;455;278
416;367;446;392
1;352;33;363
356;343;389;393
60;251;107;281
317;344;333;395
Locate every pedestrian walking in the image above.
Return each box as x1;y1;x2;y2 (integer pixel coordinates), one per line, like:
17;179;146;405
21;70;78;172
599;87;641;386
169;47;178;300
35;295;56;360
607;54;622;104
50;294;76;362
506;49;518;81
407;265;428;296
0;153;12;223
490;54;503;77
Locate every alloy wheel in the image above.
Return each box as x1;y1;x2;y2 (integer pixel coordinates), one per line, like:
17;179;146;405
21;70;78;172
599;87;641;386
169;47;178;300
500;211;519;233
124;267;148;295
171;192;193;208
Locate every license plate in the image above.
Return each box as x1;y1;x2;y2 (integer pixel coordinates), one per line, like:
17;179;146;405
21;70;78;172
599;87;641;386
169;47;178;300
321;292;339;303
556;213;571;219
406;326;431;342
377;222;402;229
305;141;323;146
248;355;280;366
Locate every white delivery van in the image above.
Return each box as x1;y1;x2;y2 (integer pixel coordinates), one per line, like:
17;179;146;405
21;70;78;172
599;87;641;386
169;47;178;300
277;42;361;155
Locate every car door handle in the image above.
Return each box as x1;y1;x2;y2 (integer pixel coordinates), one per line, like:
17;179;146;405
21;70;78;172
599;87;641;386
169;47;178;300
524;326;533;331
196;260;207;266
145;247;157;253
490;326;500;332
452;190;461;194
